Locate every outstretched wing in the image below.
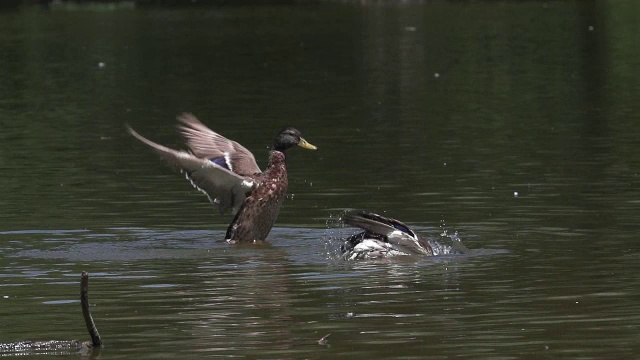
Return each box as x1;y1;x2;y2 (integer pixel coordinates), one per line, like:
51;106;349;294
127;125;254;215
343;210;432;255
177;113;261;177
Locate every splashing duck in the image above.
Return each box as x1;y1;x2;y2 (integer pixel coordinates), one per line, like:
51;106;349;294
341;210;468;260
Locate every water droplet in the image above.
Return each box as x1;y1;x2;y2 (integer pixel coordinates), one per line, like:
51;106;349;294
434;72;440;78
513;191;519;197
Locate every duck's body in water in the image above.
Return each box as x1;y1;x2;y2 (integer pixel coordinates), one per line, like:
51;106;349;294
341;210;469;260
128;113;317;243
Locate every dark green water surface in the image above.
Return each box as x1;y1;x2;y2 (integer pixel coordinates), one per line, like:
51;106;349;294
1;2;639;358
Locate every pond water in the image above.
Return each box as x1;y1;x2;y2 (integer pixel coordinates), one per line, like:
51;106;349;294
1;1;639;358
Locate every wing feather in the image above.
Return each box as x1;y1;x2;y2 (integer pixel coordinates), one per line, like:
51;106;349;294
343;210;431;255
177;113;261;177
127;125;253;214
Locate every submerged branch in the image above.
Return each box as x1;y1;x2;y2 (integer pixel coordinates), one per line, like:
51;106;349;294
0;272;102;355
81;271;102;348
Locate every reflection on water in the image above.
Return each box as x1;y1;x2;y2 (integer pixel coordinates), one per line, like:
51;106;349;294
2;225;637;358
1;1;639;359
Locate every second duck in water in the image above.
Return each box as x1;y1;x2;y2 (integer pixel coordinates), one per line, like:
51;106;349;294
128;113;317;243
341;210;468;260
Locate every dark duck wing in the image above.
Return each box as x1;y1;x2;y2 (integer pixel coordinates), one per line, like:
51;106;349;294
177;113;261;177
127;114;317;243
127;125;254;215
341;210;434;260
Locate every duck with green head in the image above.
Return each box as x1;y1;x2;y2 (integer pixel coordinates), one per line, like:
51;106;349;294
127;113;317;243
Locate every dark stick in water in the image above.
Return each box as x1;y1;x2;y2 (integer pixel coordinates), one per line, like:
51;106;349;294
81;271;102;348
0;272;103;354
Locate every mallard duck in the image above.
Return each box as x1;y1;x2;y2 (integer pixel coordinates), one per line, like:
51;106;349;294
127;113;317;243
341;210;468;260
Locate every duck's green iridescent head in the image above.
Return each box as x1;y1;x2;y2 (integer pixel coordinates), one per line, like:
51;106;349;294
273;127;317;152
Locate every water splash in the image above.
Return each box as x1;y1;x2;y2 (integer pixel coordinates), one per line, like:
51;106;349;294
439;220;470;254
322;212;350;263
